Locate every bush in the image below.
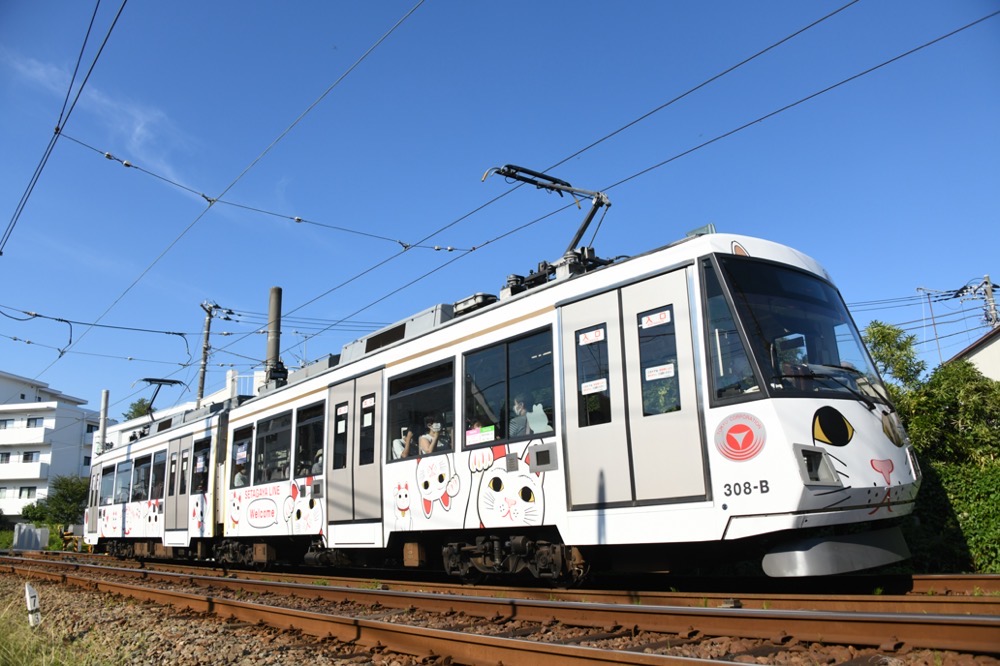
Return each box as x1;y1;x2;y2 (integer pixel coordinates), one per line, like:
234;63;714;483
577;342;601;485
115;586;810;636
904;459;1000;574
900;361;1000;465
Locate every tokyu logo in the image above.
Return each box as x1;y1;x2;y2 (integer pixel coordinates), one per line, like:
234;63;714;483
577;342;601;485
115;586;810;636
714;412;766;462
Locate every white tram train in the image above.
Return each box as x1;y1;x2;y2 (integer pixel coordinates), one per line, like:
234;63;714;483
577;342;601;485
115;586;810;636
84;230;921;578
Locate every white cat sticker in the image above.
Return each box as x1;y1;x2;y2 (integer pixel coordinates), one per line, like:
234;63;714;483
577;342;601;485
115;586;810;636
474;444;545;528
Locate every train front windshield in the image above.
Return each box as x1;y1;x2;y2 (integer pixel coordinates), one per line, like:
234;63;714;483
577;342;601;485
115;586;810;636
705;255;890;406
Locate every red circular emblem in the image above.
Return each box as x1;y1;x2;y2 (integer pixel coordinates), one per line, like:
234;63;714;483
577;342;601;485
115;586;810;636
714;413;766;461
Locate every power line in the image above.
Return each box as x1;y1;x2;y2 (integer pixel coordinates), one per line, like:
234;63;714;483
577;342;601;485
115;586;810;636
10;2;863;384
18;1;425;390
0;331;186;366
59;132;470;251
596;10;1000;197
543;0;863;174
0;0;129;256
262;3;870;362
268;9;1000;369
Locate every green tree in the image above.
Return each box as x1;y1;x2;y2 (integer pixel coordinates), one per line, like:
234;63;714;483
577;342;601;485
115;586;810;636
123;397;152;421
903;360;1000;465
17;476;90;526
20;501;48;523
863;320;926;387
44;475;90;525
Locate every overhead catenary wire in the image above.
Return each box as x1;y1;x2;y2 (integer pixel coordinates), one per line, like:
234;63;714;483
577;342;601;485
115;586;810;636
259;2;875;362
0;0;129;256
12;1;426;400
9;0;867;382
58;133;467;251
271;9;1000;371
8;5;997;407
23;6;999;402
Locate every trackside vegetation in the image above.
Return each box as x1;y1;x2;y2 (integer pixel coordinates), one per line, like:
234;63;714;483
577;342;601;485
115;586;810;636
864;321;1000;574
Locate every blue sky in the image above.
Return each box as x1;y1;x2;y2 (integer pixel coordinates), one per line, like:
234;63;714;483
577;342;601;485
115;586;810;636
1;1;997;414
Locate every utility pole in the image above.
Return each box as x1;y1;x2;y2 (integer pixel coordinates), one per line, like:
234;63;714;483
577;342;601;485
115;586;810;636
958;275;999;329
980;275;997;328
917;287;944;365
196;301;217;409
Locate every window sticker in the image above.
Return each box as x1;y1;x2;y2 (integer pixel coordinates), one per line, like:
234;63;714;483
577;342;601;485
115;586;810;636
641;310;671;328
581;378;608;395
578;328;605;346
466;425;496;445
644;363;675;381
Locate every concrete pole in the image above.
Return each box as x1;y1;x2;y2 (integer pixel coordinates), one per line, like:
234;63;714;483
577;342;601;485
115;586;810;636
196;302;215;409
97;389;109;455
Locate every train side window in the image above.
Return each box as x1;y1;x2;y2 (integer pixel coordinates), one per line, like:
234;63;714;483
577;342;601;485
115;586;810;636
179;450;190;495
637;305;680;415
255;411;292;484
358;394;376;466
167;454;177;498
114;461;132;503
131;455;152;501
230;425;253;487
150;451;167;500
702;259;760;400
295;402;325;477
464;328;553;446
332;402;349;469
575;324;612;427
386;360;454;459
191;438;211;493
99;465;115;505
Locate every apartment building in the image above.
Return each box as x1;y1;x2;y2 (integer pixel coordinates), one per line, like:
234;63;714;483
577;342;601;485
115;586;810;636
0;370;101;521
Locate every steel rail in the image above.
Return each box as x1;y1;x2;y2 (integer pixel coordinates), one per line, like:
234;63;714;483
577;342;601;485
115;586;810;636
5;561;998;656
4;555;997;616
11;552;1000;595
15;568;715;665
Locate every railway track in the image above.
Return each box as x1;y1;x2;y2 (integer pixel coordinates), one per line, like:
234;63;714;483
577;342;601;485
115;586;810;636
2;555;997;664
6;553;1000;617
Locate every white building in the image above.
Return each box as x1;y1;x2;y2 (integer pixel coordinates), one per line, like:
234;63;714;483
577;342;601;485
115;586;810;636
0;370;102;521
947;326;1000;382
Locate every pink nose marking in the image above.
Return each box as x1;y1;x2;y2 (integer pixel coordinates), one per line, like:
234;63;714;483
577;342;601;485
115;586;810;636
871;458;894;485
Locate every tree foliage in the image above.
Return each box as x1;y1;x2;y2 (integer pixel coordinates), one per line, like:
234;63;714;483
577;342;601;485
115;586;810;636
18;476;89;526
861;322;1000;572
122;397;152;421
900;360;1000;465
863;320;926;390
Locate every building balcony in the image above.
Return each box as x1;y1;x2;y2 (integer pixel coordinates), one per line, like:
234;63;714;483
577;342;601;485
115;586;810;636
0;498;37;518
0;426;50;447
0;461;49;481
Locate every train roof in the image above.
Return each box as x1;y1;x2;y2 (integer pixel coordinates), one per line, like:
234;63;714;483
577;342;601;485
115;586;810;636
267;231;828;396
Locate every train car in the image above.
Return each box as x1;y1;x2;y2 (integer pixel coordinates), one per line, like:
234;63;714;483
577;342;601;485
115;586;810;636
84;400;234;559
202;229;920;579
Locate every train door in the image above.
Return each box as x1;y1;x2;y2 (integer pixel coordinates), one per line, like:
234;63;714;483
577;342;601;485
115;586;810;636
620;269;705;501
165;434;193;537
561;267;706;508
86;469;100;534
327;370;384;525
561;289;631;506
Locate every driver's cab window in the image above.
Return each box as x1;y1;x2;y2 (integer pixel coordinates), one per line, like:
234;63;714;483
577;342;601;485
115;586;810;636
703;258;759;400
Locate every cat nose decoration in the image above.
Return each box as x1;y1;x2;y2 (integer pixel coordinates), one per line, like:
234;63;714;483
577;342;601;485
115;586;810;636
870;458;894;485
